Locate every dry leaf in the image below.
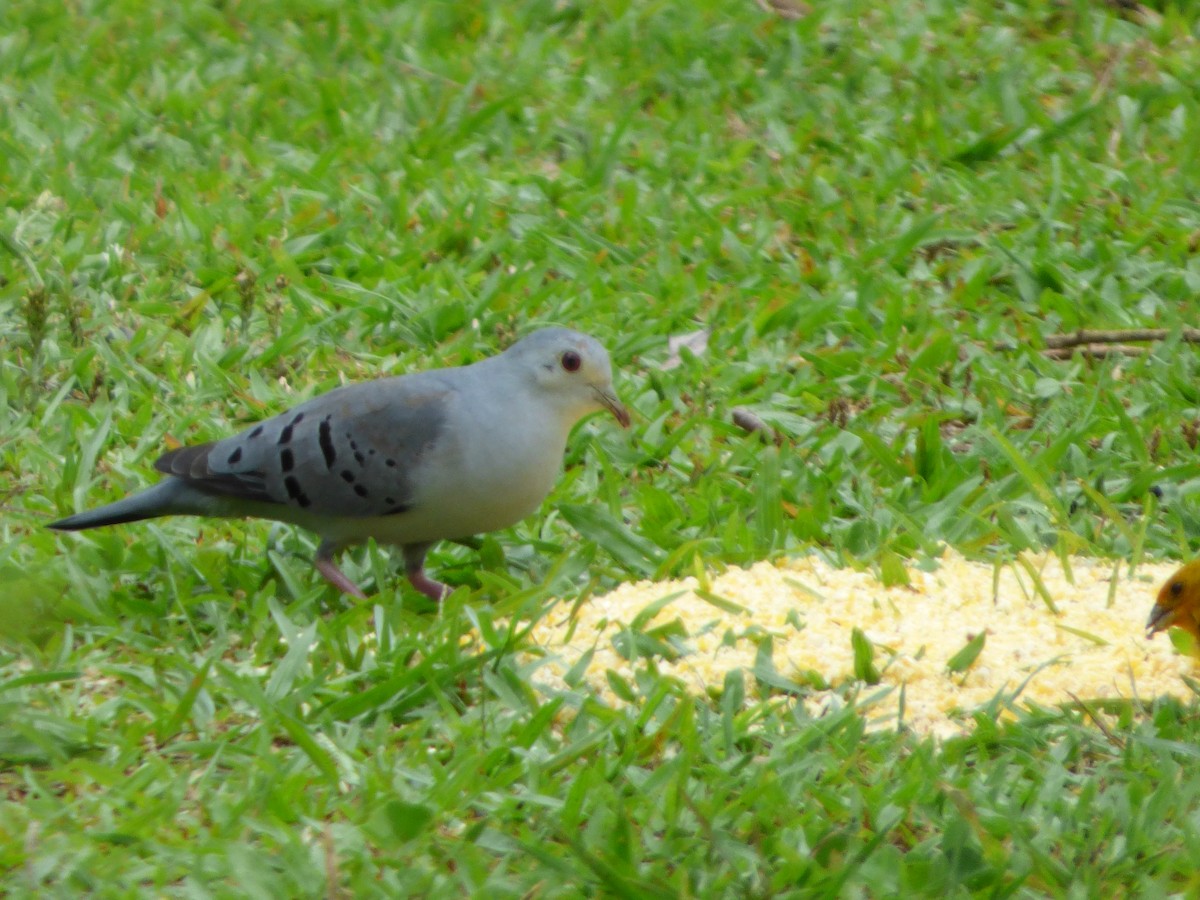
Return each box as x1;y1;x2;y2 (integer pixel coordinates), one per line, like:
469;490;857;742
661;328;710;370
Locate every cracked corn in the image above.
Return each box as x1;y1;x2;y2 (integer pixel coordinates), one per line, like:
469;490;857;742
526;551;1193;738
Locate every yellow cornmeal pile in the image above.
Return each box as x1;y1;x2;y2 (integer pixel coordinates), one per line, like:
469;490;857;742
526;551;1194;738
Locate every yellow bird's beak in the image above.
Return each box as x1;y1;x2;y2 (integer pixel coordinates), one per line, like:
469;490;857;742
1146;602;1175;638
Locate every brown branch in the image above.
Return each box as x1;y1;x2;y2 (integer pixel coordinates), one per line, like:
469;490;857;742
1043;328;1200;349
994;329;1200;358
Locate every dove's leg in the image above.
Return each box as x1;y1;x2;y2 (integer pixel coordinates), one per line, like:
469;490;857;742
315;540;368;600
402;542;449;601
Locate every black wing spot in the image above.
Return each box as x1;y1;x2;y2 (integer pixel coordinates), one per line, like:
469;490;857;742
278;424;294;445
318;418;336;468
341;470;355;483
385;458;396;468
249;426;264;439
354;484;369;498
284;476;311;507
383;503;411;516
354;452;366;465
368;448;376;455
227;447;243;465
280;448;295;472
291;413;305;426
385;497;396;505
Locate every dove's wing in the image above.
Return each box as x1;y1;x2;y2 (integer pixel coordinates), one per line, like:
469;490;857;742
155;374;454;519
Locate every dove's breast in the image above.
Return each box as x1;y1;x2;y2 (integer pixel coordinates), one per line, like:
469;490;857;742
408;387;570;536
312;377;571;547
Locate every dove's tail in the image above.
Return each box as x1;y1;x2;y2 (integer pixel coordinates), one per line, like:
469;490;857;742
48;480;199;531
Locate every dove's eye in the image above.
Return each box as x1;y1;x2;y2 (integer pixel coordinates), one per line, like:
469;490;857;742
561;351;582;372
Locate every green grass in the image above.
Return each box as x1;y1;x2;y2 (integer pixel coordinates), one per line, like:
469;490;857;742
5;0;1200;893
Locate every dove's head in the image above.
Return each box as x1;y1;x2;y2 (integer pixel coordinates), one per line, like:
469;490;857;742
508;328;630;429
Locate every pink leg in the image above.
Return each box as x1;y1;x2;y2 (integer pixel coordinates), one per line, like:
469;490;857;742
315;541;368;600
403;543;449;601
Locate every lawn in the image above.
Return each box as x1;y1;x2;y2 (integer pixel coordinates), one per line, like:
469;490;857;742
5;0;1200;894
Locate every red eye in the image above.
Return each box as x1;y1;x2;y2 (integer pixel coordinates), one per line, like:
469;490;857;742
561;350;581;372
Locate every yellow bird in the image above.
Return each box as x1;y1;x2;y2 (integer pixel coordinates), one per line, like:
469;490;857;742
1147;561;1200;650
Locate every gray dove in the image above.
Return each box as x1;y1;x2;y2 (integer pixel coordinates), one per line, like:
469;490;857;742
50;328;630;600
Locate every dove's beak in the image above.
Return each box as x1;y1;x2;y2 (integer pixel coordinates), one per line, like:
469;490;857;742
595;387;631;428
1146;603;1174;638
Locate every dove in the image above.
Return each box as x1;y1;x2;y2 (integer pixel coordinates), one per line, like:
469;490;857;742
49;328;630;600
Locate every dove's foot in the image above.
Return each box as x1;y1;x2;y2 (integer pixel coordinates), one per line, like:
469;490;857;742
402;541;450;601
315;541;368;600
407;568;450;602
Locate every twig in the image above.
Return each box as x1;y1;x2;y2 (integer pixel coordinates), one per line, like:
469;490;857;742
994;329;1200;359
1044;328;1200;349
1065;690;1126;751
